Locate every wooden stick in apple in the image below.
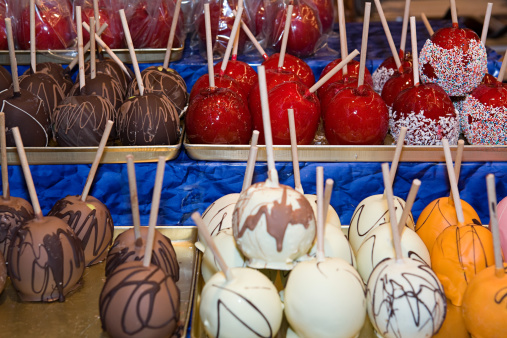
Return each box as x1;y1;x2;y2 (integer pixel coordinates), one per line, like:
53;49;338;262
337;0;349;75
76;6;86;90
399;0;411;57
323;179;333;221
288;108;303;193
219;4;244;76
397;179;421;232
277;4;294;70
126;155;142;245
442;139;465;224
68;23;107;71
316;166;325;262
29;0;36;73
119;9;143;95
204;3;215;88
449;139;464;201
232;21;240;61
0;113;8;199
486;174;504;277
358;2;371;87
498;49;507;82
163;0;182;69
389;126;407;187
143;156;166;267
421;13;434;36
450;0;458;27
92;0;103;55
242;130;259;192
410;16;420;86
5;19;19;94
381;162;403;261
90;17;96;79
239;17;268;60
373;0;402;71
481;3;493;46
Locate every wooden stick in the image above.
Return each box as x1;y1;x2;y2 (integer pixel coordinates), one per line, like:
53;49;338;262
82;22;130;78
278;5;293;69
192;211;233;280
498;48;507;83
308;50;359;94
81;120;113;201
232;21;240;60
76;6;86;90
126;155;142;244
12;127;42;220
90;17;96;80
421;13;434;36
337;0;348;75
450;0;458;26
143;156;166;267
449;139;464;200
398;179;421;234
240;19;268;60
486;174;505;277
288;109;302;193
119;9;144;95
0;113;9;199
374;0;402;70
5;19;19;94
204;4;215;88
30;0;36;73
220;6;244;76
316;167;325;262
410;17;420;86
69;23;107;71
382;162;403;262
358;3;371;87
323;178;334;224
389;126;407;186
163;0;182;69
258;65;278;186
442;139;465;224
481;3;493;46
242;130;259;192
92;0;102;54
399;0;411;54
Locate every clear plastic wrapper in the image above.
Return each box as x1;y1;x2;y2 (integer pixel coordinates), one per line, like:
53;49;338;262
0;1;8;50
13;0;76;50
74;0;125;49
308;0;334;34
124;0;185;49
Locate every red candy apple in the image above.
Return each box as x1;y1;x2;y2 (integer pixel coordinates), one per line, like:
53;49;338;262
381;67;414;107
248;68;300;107
317;59;373;98
468;82;507;108
308;0;334;33
324;85;389;145
253;0;266;35
372;52;413;93
213;60;258;94
0;1;7;50
249;81;320;145
189;74;248;104
319;76;360;114
185;87;252;144
481;73;498;86
81;6;124;49
262;53;315;88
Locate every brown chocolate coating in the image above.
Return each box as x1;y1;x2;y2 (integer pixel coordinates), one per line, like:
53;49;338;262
117;93;180;146
68;73;124;110
0;250;6;294
105;226;179;279
100;261;180;338
48;195;114;267
0;88;51;147
7;216;85;302
84;58;133;96
127;66;188;114
0;65;12;92
0;196;34;259
24;63;73;95
18;72;65;114
52;94;116;147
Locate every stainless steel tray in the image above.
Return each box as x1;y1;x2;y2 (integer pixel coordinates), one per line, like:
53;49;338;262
0;46;184;65
0;225;199;337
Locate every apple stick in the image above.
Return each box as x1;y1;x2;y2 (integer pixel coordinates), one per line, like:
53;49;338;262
76;6;86;90
126;155;142;244
316;166;325;262
374;0;402;71
278;4;294;69
240;19;268;60
119;9;144;95
5;19;19;94
358;3;371;87
486;174;505;277
307;49;359;94
219;5;244;76
92;0;102;54
258;65;278;186
449;139;464;201
498;49;507;83
143;156;166;267
0;113;9;199
399;0;411;55
82;22;130;78
324;178;334;224
68;23;107;71
382;162;403;262
450;0;458;27
337;0;348;75
30;0;36;73
81;120;114;202
204;4;215;88
12;127;42;220
232;23;240;60
288;108;302;193
389;126;407;186
481;3;493;46
90;17;96;79
421;13;434;36
410;17;420;86
398;179;421;234
242;130;259;192
192;211;233;280
163;0;182;69
442;139;465;224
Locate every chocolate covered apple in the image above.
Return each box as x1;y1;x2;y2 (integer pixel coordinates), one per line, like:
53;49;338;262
24;62;73;96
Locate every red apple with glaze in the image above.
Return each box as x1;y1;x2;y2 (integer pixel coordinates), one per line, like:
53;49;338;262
213;60;258;94
270;0;322;58
319;76;360;115
248;68;300;108
249;81;320;145
481;73;498;86
324;85;389;145
0;1;7;50
308;0;334;33
185;87;252;144
262;53;315;88
17;1;76;50
189;74;248;104
81;6;124;49
372;52;413;93
381;67;414;108
252;0;266;35
317;59;373;98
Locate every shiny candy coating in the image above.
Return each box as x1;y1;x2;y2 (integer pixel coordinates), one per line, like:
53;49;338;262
214;60;258;95
317;59;373;98
190;74;248;104
262;53;315;88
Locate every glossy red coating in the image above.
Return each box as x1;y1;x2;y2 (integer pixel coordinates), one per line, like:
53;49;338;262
189;74;248;104
319;76;360;114
214;60;258;95
248;68;300;109
471;83;507;109
381;68;414;107
262;53;315;88
317;59;373;98
308;0;334;33
481;73;498;86
81;7;123;49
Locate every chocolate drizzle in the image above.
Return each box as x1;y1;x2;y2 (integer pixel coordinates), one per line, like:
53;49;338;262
23;62;73;95
0;65;12;92
68;73;124;110
18;72;65;114
0;197;34;258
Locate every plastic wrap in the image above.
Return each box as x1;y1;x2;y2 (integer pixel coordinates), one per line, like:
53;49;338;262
13;0;76;50
74;0;125;49
125;0;185;49
308;0;334;34
0;1;8;50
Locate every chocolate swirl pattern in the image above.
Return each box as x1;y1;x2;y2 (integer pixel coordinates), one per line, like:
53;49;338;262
23;62;73;95
84;59;133;95
69;73;124;110
0;198;34;258
201;193;240;241
19;73;65;114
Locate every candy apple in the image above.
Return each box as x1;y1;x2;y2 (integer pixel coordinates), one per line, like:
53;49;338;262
317;59;373;98
248;68;300;108
214;60;258;94
189;74;248;104
319;76;359;114
308;0;334;33
372;53;413;93
262;53;315;88
81;6;123;49
0;2;7;50
381;67;414;108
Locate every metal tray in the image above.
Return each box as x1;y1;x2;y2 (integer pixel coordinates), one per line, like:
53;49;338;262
0;225;199;337
0;46;184;65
